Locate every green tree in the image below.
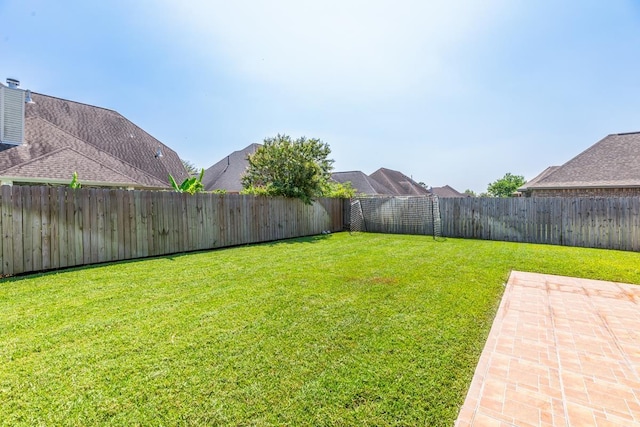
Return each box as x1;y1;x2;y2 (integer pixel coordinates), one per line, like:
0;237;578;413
241;134;337;204
463;189;476;197
486;173;526;197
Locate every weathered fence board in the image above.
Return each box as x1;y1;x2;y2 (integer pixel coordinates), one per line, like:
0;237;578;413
4;189;639;277
0;186;348;276
439;197;640;251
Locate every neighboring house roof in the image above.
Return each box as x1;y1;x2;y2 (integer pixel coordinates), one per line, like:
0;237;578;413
520;132;640;192
331;171;391;195
202;143;261;192
202;145;444;198
368;167;430;196
518;166;560;192
430;185;466;198
0;89;187;188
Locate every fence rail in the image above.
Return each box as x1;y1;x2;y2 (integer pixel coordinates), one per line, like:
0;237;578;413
439;197;640;251
0;186;348;277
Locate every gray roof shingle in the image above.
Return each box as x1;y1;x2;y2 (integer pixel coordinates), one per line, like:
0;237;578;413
430;185;466;198
0;91;187;188
368;168;430;196
331;171;391;195
522;133;640;190
203;143;261;192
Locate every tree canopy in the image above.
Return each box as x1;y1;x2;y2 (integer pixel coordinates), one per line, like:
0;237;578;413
486;173;526;197
241;134;349;204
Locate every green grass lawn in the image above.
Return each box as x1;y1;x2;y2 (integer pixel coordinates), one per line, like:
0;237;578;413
1;233;639;426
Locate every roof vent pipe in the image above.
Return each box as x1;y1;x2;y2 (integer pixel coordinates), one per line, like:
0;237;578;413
25;90;34;104
6;78;20;89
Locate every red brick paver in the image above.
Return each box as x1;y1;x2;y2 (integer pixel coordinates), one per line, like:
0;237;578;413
456;271;640;426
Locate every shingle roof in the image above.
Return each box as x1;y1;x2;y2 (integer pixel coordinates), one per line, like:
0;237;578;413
430;185;466;198
0;91;187;188
518;166;559;191
203;143;261;192
368;168;430;196
331;171;391;195
202;147;436;198
521;133;640;190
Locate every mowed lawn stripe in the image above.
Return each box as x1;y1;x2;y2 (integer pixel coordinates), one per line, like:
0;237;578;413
1;233;639;426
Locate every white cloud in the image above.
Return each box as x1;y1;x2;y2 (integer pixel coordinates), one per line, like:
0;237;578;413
140;0;513;101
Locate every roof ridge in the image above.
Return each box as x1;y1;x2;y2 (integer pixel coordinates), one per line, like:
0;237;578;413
31;92;180;156
614;131;640;136
1;145;68;173
32;92;119;114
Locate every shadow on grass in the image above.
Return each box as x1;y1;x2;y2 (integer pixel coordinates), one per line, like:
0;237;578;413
265;234;332;246
0;233;335;283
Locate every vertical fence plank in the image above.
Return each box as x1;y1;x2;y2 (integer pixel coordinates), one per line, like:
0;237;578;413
133;191;144;258
166;192;176;254
97;189;107;263
81;188;91;264
64;189;76;268
1;186;13;276
163;192;171;254
31;188;43;272
196;193;205;250
73;189;83;266
105;189;114;261
56;187;68;269
49;187;59;270
40;187;51;271
11;186;24;274
145;191;155;256
121;190;131;260
22;186;33;273
178;193;188;251
127;190;136;259
116;190;126;260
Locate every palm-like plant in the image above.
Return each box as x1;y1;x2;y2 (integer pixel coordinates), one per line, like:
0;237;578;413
169;168;205;194
69;172;82;189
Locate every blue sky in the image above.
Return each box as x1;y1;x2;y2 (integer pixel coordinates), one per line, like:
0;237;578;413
2;0;640;193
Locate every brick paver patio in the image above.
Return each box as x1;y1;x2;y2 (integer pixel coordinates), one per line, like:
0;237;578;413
456;271;640;426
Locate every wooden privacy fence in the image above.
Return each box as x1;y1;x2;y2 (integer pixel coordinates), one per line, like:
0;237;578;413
439;197;640;251
0;186;348;277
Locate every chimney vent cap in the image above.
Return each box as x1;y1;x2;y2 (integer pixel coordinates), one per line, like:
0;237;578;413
6;77;20;88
